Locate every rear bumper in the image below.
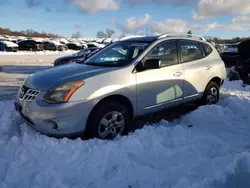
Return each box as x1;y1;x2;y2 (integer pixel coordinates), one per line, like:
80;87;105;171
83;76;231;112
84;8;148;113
14;97;97;138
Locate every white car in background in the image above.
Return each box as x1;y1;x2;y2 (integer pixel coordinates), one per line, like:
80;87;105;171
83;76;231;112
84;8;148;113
0;41;18;52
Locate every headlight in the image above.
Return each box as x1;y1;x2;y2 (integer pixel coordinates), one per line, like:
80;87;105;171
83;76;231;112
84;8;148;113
43;81;84;103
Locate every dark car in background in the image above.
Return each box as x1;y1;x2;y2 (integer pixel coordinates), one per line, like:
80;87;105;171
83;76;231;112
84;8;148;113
54;47;101;66
228;39;250;85
220;43;240;67
43;41;68;51
66;42;86;50
18;40;44;51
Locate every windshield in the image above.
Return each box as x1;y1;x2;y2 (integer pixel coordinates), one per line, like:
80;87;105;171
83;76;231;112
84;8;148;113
84;41;150;67
75;49;92;56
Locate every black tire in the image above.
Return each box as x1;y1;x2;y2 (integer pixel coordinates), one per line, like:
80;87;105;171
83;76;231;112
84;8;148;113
200;81;220;105
85;101;131;140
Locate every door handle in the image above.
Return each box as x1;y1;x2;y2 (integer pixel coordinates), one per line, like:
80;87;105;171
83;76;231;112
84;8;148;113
206;65;212;70
173;72;183;77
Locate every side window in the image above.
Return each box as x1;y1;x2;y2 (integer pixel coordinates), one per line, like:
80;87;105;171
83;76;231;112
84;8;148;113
201;43;213;56
146;40;178;67
179;40;204;63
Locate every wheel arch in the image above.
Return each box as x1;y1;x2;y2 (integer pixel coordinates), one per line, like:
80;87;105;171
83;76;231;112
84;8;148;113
208;77;222;87
87;94;134;124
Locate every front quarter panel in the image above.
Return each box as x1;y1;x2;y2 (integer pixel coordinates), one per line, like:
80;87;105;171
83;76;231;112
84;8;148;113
69;66;137;116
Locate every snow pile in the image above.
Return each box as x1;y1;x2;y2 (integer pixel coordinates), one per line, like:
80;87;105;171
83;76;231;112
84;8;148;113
0;81;250;188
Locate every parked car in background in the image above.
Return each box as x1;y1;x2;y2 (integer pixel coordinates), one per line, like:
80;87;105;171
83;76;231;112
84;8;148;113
15;33;226;140
224;43;239;53
103;38;112;45
43;41;68;51
18;39;44;51
228;39;250;85
220;51;240;67
0;41;18;52
54;47;101;66
219;43;240;67
86;42;106;48
66;42;86;50
59;38;69;45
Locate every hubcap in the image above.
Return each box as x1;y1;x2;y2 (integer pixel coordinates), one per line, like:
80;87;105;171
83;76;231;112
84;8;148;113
98;111;125;139
206;87;218;104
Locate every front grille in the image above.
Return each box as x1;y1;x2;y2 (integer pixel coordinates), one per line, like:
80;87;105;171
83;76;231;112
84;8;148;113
19;86;40;101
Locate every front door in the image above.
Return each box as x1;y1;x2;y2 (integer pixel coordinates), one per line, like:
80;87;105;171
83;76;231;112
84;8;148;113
136;40;185;115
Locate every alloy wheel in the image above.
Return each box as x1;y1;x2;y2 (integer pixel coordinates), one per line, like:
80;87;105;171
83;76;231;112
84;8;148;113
98;111;125;139
206;87;218;104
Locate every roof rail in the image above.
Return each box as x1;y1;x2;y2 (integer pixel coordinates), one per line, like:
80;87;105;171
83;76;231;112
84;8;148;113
158;33;207;41
119;35;146;41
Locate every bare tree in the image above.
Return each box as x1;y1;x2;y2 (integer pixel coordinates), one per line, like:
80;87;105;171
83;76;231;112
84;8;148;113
72;31;82;38
96;31;107;38
96;28;116;38
106;28;115;38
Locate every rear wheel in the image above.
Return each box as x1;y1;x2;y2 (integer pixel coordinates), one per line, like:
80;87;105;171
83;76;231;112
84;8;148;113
201;81;220;105
85;102;131;139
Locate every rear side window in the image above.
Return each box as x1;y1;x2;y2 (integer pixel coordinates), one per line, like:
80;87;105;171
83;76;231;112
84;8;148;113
201;43;213;56
179;40;204;63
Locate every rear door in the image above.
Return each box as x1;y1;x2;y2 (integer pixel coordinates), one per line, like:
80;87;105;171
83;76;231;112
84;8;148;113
178;40;213;100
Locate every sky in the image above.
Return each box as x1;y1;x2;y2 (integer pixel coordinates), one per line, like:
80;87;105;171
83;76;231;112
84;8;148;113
0;0;250;38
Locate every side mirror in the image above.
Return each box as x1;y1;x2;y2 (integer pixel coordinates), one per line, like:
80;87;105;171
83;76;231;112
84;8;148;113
144;59;161;70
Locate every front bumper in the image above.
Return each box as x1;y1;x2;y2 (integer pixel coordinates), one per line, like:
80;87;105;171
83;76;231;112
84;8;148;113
14;93;97;138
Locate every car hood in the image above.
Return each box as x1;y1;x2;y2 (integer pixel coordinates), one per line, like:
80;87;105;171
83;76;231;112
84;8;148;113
25;63;115;91
56;55;84;62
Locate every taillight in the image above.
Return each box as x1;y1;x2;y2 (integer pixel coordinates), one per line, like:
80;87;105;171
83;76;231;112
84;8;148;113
34;43;38;47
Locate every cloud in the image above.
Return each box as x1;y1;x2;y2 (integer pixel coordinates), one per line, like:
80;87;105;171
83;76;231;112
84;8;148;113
67;0;119;14
192;22;249;33
232;16;250;25
26;0;41;7
149;19;189;34
193;0;250;20
115;14;249;35
126;0;195;6
115;13;151;33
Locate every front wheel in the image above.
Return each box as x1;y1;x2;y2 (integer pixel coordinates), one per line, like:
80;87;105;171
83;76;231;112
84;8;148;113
201;81;220;105
85;102;131;140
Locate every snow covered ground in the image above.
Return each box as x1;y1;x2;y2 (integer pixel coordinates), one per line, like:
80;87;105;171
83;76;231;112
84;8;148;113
1;53;250;187
0;50;75;65
1;81;250;188
0;51;75;100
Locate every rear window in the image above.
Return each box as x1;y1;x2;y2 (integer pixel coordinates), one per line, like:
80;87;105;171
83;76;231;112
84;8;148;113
201;43;213;56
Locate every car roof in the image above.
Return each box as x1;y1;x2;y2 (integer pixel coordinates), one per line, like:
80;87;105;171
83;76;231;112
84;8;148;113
122;35;159;42
121;34;208;43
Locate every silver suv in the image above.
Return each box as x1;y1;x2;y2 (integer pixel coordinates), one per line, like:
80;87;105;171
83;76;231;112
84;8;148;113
15;34;226;139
